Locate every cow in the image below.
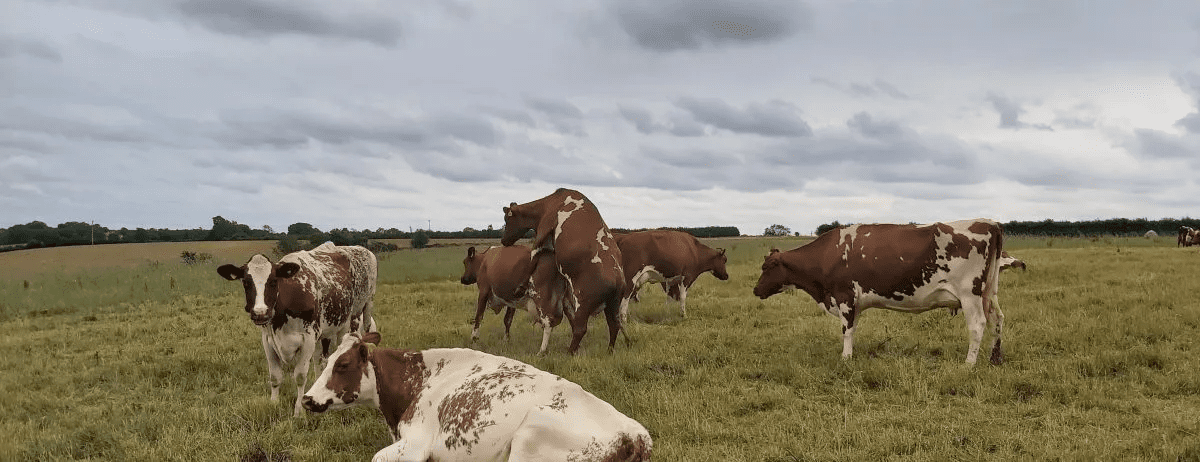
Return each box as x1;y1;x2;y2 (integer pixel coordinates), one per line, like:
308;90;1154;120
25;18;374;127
501;188;626;355
459;245;571;354
1182;226;1200;247
752;219;1005;365
998;251;1026;272
301;332;653;462
613;229;729;320
217;242;378;416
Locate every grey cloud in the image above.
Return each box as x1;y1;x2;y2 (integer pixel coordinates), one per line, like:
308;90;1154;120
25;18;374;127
0;36;62;62
667;113;707;137
483;107;536;127
847;112;904;139
525;97;586;136
213;108;496;151
0;107;158;144
810;77;910;100
1175;113;1200;134
675;97;812;137
1133;129;1192;158
987;93;1052;131
617;104;707;137
618;104;662;134
177;0;403;46
610;0;810;52
1053;116;1096;130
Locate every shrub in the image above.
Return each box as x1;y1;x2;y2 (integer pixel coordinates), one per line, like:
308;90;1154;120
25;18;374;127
411;230;430;249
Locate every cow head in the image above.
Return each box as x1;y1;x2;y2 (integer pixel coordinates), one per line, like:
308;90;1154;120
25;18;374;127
302;331;381;413
501;201;537;246
460;246;482;285
217;254;301;326
752;249;788;299
710;248;730;280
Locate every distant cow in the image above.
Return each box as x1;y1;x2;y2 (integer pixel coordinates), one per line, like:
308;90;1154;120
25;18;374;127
753;219;1005;365
302;332;653;462
614;230;729;320
459;245;570;354
217;242;378;416
1182;226;1200;247
501;188;626;355
998;251;1026;272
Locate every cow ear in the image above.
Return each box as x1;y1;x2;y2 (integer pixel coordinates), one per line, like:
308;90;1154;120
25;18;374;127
719;248;726;256
467;246;476;258
362;331;382;345
769;248;780;255
217;264;244;281
276;262;301;278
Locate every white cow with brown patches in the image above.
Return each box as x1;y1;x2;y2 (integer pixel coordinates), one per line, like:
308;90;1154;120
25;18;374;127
754;219;1005;365
217;242;378;416
301;332;653;461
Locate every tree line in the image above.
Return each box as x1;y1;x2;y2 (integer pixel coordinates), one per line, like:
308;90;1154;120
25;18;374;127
0;217;743;253
812;218;1200;237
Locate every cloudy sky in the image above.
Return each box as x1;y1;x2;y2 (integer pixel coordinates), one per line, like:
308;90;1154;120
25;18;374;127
4;0;1200;235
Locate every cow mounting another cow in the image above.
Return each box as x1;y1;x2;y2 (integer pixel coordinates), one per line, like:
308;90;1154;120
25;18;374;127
301;332;653;462
501;188;627;355
217;242;378;416
753;219;1006;365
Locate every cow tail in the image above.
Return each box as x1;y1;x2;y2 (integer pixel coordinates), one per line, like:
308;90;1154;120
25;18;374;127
983;223;1003;317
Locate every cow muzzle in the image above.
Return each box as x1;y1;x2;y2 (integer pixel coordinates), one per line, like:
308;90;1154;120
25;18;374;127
301;395;330;413
460;275;476;285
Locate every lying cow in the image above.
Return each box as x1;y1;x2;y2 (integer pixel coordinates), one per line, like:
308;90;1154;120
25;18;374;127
217;242;378;416
753;219;1005;365
459;245;570;354
614;230;729;320
501;188;627;355
998;251;1026;272
302;332;653;461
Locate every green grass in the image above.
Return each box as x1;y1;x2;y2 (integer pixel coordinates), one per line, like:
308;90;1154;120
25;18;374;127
3;238;1200;460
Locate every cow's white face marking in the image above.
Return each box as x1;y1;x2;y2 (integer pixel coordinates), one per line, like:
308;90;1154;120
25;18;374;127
246;255;273;318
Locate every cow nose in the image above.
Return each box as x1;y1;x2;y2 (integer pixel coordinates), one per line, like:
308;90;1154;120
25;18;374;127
301;395;329;413
343;392;358;404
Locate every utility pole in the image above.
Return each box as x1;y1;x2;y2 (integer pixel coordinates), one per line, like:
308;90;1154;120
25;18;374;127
91;221;94;245
427;219;431;231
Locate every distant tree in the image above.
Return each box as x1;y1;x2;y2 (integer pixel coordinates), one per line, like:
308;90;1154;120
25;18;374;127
487;224;494;231
262;225;274;234
288;222;319;236
411;230;430;249
763;224;791;236
463;227;476;233
134;228;149;243
273;235;305;257
815;221;844;236
207;216;237;241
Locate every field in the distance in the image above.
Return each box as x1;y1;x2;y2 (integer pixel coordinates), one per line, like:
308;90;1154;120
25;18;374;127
2;236;1199;460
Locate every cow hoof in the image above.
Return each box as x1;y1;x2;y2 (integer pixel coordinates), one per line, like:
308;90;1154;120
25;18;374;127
989;351;1004;366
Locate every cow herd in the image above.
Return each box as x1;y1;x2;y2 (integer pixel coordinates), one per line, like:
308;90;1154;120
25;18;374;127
217;188;1035;461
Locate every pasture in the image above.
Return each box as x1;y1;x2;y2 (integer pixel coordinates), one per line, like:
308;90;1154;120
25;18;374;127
2;235;1199;460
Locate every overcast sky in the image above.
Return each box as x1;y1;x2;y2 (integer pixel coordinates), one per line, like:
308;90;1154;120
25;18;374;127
4;0;1200;235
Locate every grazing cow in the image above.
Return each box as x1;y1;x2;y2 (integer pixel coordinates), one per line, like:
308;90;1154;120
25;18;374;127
1180;226;1195;247
752;219;1005;365
302;332;653;462
459;245;570;354
217;242;378;416
501;188;626;355
998;251;1026;272
613;230;730;320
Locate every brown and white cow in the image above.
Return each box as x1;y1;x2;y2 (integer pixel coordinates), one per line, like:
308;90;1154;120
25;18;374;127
501;188;626;355
301;332;653;462
613;230;729;320
1181;226;1199;247
459;245;570;354
998;251;1026;272
753;219;1005;365
217;242;378;416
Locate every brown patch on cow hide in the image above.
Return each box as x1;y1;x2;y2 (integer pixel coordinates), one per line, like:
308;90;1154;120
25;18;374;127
847;224;941;301
548;391;568;412
372;350;429;436
437;363;535;452
568;433;652;462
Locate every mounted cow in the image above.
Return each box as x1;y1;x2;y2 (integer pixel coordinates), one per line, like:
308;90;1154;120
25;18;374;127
501;188;626;355
459;245;571;354
753;219;1005;365
614;229;729;320
217;242;378;416
301;332;653;461
998;251;1026;272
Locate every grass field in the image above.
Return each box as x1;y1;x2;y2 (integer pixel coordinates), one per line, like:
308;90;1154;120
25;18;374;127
2;236;1199;460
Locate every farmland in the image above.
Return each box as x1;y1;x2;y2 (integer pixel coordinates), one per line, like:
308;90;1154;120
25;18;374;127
2;236;1199;460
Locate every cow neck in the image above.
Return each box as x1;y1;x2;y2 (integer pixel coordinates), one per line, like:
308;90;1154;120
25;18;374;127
370;348;427;431
779;246;828;301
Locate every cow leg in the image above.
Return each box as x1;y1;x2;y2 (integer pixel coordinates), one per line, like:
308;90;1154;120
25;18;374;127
604;296;626;353
567;313;588;355
471;294;491;343
677;281;689;318
503;306;517;342
838;303;857;360
537;315;554;355
962;300;988;365
362;300;377;333
261;333;284;404
987;296;1005;365
371;431;433;462
291;338;316;417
